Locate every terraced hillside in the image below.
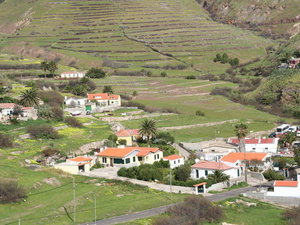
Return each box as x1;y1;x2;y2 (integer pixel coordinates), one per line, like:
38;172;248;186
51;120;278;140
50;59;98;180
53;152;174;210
0;0;271;75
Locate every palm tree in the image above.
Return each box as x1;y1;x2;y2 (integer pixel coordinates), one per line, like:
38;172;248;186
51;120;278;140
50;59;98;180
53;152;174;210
281;132;296;151
207;170;230;183
40;61;49;78
139;119;157;145
234;123;249;152
19;88;39;107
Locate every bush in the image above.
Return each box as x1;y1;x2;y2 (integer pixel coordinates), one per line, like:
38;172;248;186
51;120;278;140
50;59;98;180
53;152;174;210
37;104;54;120
0;180;27;203
282;206;300;225
154;197;223;225
0;133;13;148
38;91;64;107
160;71;167;77
65;117;83;127
41;147;60;157
27;125;60;139
174;164;191;182
155;132;175;145
185;75;196;80
52;107;63;121
195;110;205;116
263;169;285;181
118;139;127;145
86;68;106;78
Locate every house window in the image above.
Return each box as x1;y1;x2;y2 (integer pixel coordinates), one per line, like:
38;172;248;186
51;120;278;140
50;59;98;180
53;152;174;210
252;148;256;150
156;154;160;159
125;158;130;164
174;161;176;164
113;158;124;164
102;157;107;163
133;157;136;162
178;159;180;163
154;155;156;160
138;157;143;161
265;147;268;150
205;170;208;176
196;170;199;178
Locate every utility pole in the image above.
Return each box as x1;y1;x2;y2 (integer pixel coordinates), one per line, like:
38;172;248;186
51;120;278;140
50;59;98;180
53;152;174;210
18;219;21;225
94;193;97;225
169;166;172;201
73;177;76;225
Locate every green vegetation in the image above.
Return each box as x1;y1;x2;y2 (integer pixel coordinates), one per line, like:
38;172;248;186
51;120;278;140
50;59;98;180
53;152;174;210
263;169;285;181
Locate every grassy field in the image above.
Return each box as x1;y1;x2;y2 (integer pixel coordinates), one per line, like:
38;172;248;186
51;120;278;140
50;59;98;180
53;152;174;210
118;197;287;225
0;0;272;75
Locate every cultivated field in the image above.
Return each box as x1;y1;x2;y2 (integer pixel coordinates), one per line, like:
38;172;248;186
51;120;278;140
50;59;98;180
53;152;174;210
0;0;271;75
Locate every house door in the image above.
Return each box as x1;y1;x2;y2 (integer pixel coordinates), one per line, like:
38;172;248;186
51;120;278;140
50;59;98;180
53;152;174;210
237;169;240;177
79;165;84;172
197;185;204;193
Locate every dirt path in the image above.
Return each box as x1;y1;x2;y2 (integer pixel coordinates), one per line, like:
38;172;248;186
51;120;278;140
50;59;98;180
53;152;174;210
158;119;239;131
100;113;174;122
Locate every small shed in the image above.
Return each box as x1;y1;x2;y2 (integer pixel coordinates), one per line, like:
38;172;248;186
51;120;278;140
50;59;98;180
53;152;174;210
193;182;207;195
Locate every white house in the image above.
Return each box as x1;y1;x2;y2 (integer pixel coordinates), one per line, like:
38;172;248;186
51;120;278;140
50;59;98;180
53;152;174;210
227;138;279;153
60;71;85;79
87;93;121;107
64;97;87;107
54;156;95;174
163;155;184;169
267;169;300;198
197;145;236;162
0;103;37;123
191;161;241;180
97;147;163;168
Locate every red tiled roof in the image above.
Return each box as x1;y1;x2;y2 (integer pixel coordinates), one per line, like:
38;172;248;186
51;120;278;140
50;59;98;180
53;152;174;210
221;152;268;163
116;129;139;137
191;161;233;170
163;155;183;160
228;138;275;145
97;147;160;158
87;93;119;101
274;180;298;187
68;156;93;162
193;182;207;187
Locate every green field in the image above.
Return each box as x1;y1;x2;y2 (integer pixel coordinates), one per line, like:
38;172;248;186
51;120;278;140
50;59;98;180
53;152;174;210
0;0;272;75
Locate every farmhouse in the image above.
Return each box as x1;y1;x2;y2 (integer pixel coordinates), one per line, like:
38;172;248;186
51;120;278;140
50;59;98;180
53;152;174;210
0;103;37;122
289;57;300;69
86;93;121;113
227;138;279;153
54;156;95;174
163;155;184;169
60;71;85;79
97;147;163;168
221;152;271;170
197;145;236;162
191;160;241;179
116;129;140;146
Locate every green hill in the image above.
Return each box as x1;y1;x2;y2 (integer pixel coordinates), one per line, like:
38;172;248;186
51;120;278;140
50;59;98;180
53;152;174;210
0;0;271;75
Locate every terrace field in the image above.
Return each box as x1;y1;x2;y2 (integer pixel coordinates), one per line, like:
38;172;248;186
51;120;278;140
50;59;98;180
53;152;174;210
0;0;272;75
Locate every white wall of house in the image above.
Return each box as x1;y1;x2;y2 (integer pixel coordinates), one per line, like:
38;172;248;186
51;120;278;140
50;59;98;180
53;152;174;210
54;163;91;174
65;98;87;107
166;158;184;169
268;186;300;197
245;142;278;153
61;72;85;79
141;151;163;164
191;167;240;180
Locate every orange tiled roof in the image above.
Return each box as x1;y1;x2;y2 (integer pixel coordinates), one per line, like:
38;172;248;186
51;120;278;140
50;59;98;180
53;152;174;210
163;155;183;160
87;93;119;101
68;156;93;162
228;138;275;145
274;180;298;187
193;182;207;187
97;147;160;158
221;152;268;163
116;129;139;137
191;161;233;170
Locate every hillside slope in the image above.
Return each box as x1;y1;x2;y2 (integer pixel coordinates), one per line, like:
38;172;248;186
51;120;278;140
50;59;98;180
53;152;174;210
0;0;271;75
198;0;300;39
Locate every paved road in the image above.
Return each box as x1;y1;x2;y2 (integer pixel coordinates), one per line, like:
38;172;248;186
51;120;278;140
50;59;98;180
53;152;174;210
82;185;261;225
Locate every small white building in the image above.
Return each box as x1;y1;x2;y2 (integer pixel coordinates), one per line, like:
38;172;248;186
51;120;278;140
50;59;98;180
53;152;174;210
163;155;184;169
60;71;85;79
197;145;236;162
54;156;95;174
228;138;279;153
97;147;163;168
64;97;87;107
0;103;37;123
191;161;241;180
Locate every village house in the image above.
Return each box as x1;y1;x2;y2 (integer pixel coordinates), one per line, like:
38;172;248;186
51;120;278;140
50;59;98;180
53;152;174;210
191;160;241;179
0;103;37;123
116;129;140;146
197;145;236;162
221;152;271;170
64;96;87;107
60;71;85;79
97;147;163;168
289;57;300;69
163;155;184;169
227;138;279;154
86;93;121;113
268;169;300;198
54;156;95;174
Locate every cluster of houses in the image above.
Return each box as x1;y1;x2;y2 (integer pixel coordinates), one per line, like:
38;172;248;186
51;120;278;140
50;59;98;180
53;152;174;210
65;93;121;114
0;103;37;123
58;71;86;79
278;57;300;69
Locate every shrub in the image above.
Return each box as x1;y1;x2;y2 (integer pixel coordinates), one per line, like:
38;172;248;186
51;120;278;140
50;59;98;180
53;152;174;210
52;107;63;121
132;90;138;96
185;75;196;79
282;206;300;225
155;132;175;145
195;110;205;116
41;147;60;157
0;180;27;203
38;91;64;107
91;162;104;170
0;133;13;148
108;134;118;143
118;139;127;145
37;104;54;120
86;68;106;78
160;71;167;77
65;117;83;127
263;169;285;181
174;164;191;182
27;125;59;139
